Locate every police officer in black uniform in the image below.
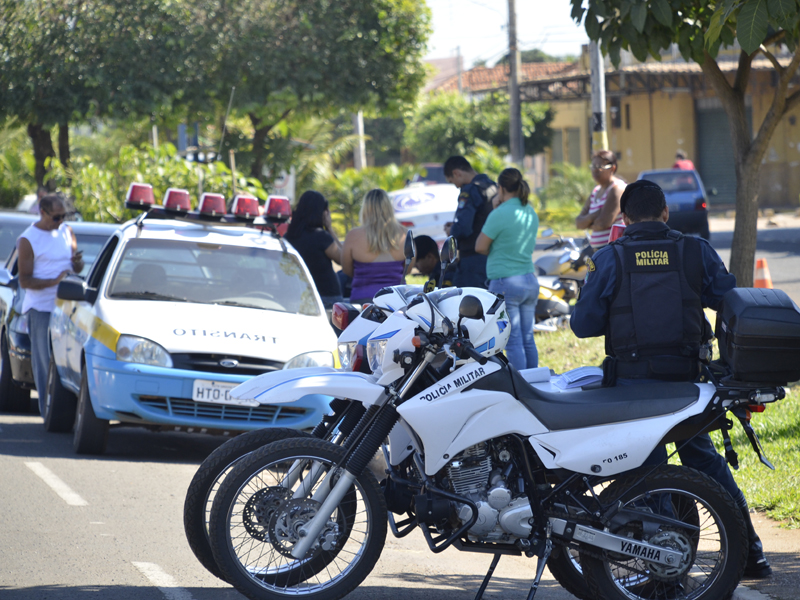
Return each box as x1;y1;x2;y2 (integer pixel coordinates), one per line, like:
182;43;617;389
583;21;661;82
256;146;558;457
571;179;772;579
443;156;496;288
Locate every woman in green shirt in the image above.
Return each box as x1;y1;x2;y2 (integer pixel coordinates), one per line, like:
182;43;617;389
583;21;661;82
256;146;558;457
475;168;539;369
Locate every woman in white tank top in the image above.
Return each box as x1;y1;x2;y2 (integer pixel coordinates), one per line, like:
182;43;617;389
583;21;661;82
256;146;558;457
575;150;626;250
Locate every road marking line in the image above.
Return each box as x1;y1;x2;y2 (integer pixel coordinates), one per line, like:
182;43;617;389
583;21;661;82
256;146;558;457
132;562;194;600
24;462;88;506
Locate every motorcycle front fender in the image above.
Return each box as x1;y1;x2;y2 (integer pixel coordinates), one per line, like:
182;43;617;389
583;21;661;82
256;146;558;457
230;367;384;406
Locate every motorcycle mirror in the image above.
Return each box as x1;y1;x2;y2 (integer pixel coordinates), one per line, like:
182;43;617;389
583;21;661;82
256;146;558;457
458;295;484;322
541;227;554;238
442;317;455;337
439;236;458;289
402;231;416;278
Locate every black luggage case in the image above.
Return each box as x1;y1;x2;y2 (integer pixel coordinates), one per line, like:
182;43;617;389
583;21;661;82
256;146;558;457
716;287;800;384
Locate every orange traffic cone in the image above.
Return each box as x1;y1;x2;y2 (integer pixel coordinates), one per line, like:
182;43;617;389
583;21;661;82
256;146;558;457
754;258;773;289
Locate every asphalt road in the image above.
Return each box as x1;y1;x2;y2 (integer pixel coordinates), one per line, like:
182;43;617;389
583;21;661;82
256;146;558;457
0;413;582;600
709;223;800;304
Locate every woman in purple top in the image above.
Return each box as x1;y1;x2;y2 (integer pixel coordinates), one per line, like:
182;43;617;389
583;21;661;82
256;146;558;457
342;188;407;304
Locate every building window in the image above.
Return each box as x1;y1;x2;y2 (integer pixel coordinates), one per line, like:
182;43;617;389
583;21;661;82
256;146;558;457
610;97;621;129
625;103;631;130
551;129;564;164
567;128;581;166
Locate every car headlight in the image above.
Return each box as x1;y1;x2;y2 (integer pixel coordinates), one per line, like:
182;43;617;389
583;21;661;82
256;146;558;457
337;342;357;371
283;351;335;370
15;313;29;335
116;335;173;367
366;339;387;374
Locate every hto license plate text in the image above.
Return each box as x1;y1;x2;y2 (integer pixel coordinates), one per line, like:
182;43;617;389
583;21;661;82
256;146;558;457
192;380;255;406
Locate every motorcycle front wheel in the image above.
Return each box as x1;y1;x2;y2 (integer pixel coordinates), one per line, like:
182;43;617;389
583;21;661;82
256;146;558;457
209;437;387;600
579;464;747;600
183;428;314;580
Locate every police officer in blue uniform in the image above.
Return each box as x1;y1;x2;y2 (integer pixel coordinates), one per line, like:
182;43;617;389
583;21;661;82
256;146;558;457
443;156;497;288
571;179;772;579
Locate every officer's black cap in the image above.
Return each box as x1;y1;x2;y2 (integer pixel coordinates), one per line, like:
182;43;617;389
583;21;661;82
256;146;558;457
619;179;665;215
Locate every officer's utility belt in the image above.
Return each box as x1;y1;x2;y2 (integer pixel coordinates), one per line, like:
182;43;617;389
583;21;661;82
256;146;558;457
602;355;701;386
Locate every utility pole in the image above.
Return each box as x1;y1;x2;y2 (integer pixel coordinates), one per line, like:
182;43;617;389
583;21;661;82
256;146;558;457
590;41;609;152
507;0;523;166
352;110;366;170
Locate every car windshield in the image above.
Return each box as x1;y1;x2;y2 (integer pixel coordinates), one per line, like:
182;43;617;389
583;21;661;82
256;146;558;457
74;234;112;277
106;239;320;316
640;172;699;193
0;219;33;262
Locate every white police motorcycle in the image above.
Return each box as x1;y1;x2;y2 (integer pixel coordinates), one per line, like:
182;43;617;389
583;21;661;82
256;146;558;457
199;236;785;600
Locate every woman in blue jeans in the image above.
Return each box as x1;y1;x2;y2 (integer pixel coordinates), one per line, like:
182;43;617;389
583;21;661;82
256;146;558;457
475;168;539;369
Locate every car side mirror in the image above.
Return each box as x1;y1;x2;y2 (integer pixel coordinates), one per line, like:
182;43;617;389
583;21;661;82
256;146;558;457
0;268;15;289
707;187;718;197
57;278;94;303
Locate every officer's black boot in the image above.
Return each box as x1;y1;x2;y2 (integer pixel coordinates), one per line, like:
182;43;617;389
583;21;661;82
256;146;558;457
741;502;772;578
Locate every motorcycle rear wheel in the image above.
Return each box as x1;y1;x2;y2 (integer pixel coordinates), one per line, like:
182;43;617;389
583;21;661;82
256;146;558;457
579;465;747;600
209;437;387;600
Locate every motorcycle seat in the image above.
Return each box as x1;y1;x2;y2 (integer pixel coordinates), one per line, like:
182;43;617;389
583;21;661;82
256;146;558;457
510;369;700;431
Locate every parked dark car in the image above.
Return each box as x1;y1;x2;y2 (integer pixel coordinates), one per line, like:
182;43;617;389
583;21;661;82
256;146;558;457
636;169;714;239
0;221;119;412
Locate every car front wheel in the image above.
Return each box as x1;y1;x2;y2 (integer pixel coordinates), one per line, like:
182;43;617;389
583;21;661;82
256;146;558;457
73;369;109;455
43;355;77;432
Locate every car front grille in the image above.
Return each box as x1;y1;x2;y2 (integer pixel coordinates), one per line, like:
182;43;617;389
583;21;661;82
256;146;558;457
170;353;283;376
137;396;310;425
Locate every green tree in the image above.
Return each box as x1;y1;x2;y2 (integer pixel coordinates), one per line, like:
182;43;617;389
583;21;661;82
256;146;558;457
404;92;553;162
570;0;800;286
494;48;575;66
0;0;194;186
186;0;431;182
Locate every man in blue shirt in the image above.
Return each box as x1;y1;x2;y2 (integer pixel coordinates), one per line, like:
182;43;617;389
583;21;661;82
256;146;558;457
443;156;496;289
571;179;772;578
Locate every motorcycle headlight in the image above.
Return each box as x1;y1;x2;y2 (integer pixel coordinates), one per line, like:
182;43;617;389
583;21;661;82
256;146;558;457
366;339;388;374
116;335;173;367
337;342;357;371
283;351;335;370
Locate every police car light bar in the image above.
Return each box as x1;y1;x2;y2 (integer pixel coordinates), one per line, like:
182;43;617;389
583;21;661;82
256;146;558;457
198;193;226;216
231;194;260;219
125;183;155;210
264;195;291;222
163;188;191;212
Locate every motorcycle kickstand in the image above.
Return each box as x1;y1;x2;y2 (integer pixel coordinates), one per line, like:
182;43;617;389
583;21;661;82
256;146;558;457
473;553;501;600
525;526;553;600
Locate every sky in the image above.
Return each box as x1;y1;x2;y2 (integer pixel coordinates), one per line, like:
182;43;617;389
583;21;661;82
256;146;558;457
424;0;589;68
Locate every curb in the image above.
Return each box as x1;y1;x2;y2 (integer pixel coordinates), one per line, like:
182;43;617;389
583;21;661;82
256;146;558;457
734;584;772;599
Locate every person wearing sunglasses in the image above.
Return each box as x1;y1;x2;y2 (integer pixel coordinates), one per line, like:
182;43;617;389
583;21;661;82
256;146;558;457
575;149;627;250
17;194;83;416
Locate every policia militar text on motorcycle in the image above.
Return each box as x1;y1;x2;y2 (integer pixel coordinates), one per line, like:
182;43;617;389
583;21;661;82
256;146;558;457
443;155;496;288
570;179;772;579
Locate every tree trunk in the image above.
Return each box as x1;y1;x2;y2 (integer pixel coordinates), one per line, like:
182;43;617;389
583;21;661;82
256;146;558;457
250;114;268;181
58;123;70;168
27;123;55;188
730;158;761;287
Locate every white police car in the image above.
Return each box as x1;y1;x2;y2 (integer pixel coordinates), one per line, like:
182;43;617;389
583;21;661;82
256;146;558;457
389;183;459;245
47;184;337;454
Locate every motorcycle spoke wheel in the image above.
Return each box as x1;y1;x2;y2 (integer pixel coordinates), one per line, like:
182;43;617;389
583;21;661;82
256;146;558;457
209;437;387;600
580;465;746;600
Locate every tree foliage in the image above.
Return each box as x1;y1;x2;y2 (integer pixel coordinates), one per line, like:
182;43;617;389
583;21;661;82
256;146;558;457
571;0;800;285
404;92;553;162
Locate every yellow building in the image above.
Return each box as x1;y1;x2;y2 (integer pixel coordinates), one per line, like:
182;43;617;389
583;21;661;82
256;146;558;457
521;54;800;207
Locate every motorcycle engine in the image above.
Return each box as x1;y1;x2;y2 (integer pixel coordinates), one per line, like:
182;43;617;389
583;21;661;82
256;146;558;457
446;442;533;543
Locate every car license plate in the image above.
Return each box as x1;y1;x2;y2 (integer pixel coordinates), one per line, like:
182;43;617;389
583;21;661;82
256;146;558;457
192;379;257;407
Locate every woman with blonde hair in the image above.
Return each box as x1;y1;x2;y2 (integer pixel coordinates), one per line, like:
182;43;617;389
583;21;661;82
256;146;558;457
342;188;407;304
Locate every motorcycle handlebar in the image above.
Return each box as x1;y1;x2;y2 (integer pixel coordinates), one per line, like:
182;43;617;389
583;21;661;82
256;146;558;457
450;339;488;365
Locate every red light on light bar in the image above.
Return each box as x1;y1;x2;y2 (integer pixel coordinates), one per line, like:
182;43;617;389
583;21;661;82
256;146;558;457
331;302;351;331
231;194;259;219
265;195;291;220
399;221;414;227
126;183;155;207
163;188;191;212
198;193;226;216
